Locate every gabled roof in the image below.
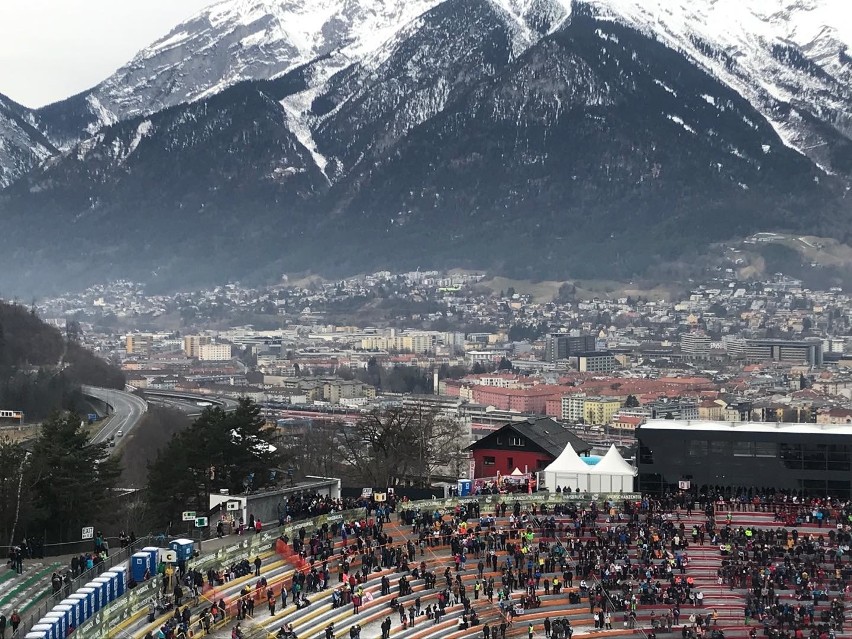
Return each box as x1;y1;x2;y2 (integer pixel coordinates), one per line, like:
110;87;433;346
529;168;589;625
513;417;592;456
466;417;592;456
592;444;637;476
544;441;592;473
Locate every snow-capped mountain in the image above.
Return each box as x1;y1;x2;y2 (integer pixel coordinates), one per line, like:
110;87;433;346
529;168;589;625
1;0;852;294
0;94;56;188
32;0;447;145
582;0;852;175
21;0;852;176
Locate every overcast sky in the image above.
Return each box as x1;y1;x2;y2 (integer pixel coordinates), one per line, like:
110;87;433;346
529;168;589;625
0;0;214;108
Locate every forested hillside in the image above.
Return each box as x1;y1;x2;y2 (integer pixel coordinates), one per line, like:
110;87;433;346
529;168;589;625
0;300;124;420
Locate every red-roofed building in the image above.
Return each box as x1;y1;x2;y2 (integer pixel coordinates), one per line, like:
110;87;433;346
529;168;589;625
611;414;645;431
472;385;568;414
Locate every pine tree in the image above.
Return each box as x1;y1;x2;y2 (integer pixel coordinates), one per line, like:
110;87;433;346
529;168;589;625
27;413;122;542
145;399;280;527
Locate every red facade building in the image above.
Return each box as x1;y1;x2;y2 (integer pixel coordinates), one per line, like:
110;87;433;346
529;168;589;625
466;417;592;478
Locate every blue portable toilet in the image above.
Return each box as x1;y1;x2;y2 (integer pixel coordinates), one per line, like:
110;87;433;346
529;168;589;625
93;576;114;602
74;586;101;619
68;593;90;622
78;585;99;612
36;617;58;639
169;538;194;562
457;479;472;496
30;625;53;639
106;566;127;596
131;552;150;582
53;604;76;631
42;612;66;639
25;631;48;639
142;546;160;574
54;597;83;628
86;580;107;608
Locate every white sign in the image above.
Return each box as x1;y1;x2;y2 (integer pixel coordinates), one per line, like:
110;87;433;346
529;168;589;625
163;550;177;563
361;487;373;497
226;501;240;511
181;511;196;522
374;492;386;502
678;480;691;490
81;526;94;540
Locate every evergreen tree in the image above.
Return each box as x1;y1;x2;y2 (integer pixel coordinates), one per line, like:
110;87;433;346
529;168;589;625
146;399;280;527
26;413;122;542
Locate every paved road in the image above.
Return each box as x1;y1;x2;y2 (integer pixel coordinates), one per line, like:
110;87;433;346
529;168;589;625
82;385;148;446
145;391;241;417
147;395;208;418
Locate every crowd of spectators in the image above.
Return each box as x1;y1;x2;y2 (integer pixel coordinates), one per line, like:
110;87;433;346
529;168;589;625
142;486;852;639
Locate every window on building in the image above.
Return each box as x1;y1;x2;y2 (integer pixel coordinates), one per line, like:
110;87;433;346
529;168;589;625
827;480;851;499
827;445;851;471
688;440;708;457
537;459;549;469
780;443;803;469
496;436;503;445
709;440;730;457
733;441;753;457
802;444;827;471
483;456;495;466
753;442;776;458
510;436;524;447
507;457;514;470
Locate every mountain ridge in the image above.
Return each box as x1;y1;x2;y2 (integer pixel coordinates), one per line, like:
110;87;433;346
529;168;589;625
0;0;851;294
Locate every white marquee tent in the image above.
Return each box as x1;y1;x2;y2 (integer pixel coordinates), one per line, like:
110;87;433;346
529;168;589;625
589;444;637;493
539;442;592;492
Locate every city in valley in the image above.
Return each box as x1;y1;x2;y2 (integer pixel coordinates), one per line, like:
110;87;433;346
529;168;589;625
36;268;852;435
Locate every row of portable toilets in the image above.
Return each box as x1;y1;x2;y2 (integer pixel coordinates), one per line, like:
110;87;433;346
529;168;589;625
26;540;195;639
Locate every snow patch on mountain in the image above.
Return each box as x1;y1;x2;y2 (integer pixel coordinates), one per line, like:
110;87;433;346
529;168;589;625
281;92;329;179
580;0;852;172
0;94;56;188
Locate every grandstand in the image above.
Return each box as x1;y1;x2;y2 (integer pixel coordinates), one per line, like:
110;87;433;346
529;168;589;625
18;492;851;639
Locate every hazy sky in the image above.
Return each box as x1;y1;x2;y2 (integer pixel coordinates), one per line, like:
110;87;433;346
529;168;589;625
0;0;215;108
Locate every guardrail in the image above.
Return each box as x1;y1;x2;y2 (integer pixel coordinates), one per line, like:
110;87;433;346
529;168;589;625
13;536;154;637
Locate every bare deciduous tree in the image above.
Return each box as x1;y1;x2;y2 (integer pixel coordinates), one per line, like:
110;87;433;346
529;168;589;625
336;407;464;489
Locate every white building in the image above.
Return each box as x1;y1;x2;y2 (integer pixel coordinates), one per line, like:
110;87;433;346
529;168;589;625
199;343;233;361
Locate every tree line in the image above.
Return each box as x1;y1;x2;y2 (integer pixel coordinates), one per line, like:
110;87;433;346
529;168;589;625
0;397;464;545
0;414;122;545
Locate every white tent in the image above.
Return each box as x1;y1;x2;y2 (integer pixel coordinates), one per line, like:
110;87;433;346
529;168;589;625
539;442;592;493
589;444;637;493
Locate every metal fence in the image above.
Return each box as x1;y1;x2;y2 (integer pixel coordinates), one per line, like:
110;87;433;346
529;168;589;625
13;536;153;637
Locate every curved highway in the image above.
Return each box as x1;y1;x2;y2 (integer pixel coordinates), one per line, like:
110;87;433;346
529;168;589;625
81;385;148;446
144;390;240;416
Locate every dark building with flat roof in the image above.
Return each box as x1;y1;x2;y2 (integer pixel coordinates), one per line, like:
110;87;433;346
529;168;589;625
545;334;596;363
637;419;852;498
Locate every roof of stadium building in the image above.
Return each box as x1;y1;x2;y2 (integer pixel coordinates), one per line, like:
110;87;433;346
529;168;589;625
639;419;852;436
